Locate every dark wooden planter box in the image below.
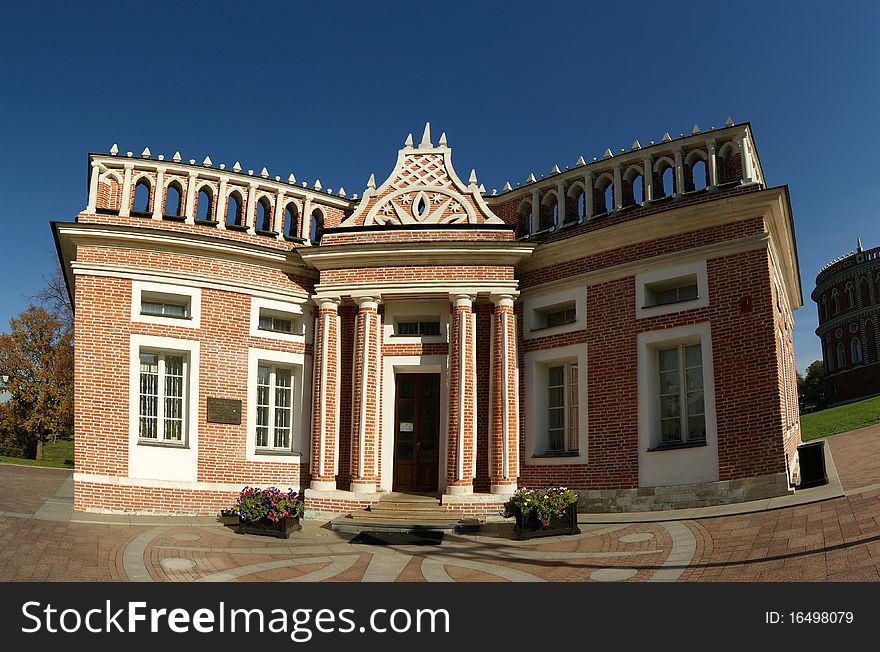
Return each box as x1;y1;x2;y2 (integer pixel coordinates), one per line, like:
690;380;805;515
514;503;580;539
237;516;301;539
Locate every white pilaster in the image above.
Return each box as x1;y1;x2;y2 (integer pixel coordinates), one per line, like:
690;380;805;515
245;183;258;233
86;161;101;213
185;172;198;223
530;188;540;233
613;164;622;210
674;149;685;196
151;168;165;220
584;172;593;221
556;182;566;227
217;178;228;229
642;156;653;202
119;163;134;217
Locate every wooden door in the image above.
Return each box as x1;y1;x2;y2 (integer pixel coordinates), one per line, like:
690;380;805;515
392;373;440;492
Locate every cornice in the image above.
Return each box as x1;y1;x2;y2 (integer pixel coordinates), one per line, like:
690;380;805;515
299;240;536;270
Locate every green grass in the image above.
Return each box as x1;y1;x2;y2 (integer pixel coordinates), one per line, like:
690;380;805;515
0;437;74;469
801;395;880;441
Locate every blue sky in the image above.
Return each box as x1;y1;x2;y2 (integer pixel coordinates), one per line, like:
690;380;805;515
1;0;877;372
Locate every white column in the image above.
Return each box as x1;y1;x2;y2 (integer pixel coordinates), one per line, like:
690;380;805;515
300;196;312;241
739;133;754;183
217;178;228;229
530;188;540;233
613;164;622;210
151;168;165;220
555;181;566;228
184;172;198;223
674;149;685;196
86;161;101;213
245;183;257;233
119;163;134;217
584;172;593;221
274;190;285;239
642;156;653;203
707;140;718;189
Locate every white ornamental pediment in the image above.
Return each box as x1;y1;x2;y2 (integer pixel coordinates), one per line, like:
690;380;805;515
365;186;476;226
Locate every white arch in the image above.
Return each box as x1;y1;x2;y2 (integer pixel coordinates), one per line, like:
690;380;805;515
594;172;614;189
566;180;585;198
717;141;740;158
99;170;123;185
652;156;675;173
623;165;643;182
684;149;708;166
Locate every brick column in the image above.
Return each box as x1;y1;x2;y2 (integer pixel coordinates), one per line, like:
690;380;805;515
350;296;380;493
447;294;476;495
310;298;339;491
490;294;518;494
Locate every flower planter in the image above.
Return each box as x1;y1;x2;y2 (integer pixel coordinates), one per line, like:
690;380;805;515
514;503;580;540
237;516;301;539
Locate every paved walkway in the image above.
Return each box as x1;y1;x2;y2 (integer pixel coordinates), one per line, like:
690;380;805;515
2;426;880;582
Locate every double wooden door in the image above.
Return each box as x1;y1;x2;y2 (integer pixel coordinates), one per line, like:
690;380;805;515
392;373;440;492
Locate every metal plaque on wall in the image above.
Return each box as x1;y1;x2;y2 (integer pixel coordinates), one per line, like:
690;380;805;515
206;398;242;425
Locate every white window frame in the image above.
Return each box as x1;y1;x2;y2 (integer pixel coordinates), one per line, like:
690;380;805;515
637;323;718;487
255;363;296;452
131;280;201;329
545;360;580;454
654;342;706;447
128;334;200;483
137;349;188;445
382;300;449;345
523;343;588;465
246;347;308;463
249;297;309;344
635;260;708;319
522;285;586;341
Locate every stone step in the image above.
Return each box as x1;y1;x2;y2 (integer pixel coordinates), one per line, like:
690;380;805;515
357;510;458;522
330;515;478;534
369;502;443;512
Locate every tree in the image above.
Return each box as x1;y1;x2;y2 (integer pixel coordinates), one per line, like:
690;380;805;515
0;306;73;458
798;360;826;414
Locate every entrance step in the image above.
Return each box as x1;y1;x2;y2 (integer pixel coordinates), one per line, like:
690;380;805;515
329;492;479;534
330;513;480;534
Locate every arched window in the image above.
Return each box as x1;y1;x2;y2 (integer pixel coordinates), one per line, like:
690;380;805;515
852;338;863;365
539;193;558;231
164;182;182;217
256;197;273;232
716;142;740;184
623;167;643;207
837;342;846;369
133;179;151;214
595;175;613;215
654;159;675;199
226;191;244;228
574;188;585;220
517;199;533;235
820;295;828;321
826;346;834;373
310;208;324;242
690;159;708;191
845;282;855;309
196;188;213;221
832;289;840;314
860;277;871;306
284;203;300;238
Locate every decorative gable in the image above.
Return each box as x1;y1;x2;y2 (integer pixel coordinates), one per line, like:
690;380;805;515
341;124;504;228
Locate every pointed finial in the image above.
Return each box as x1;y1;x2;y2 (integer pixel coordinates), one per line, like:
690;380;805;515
141;147;151;158
692;124;701;135
551;164;561;174
468;169;478;186
404;133;414;148
439;132;447;147
338;187;346;197
203;156;212;167
419;122;432;149
858;238;863;252
367;173;376;190
232;161;241;172
288;173;296;184
576;155;586;166
503;181;512;192
313;179;322;191
603;148;613;159
260;167;269;178
526;173;537;183
725;115;734;127
172;151;182;162
109;143;119;155
661;132;671;143
632;140;641;150
479;183;486;193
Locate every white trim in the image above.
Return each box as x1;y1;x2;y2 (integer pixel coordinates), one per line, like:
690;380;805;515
382;299;449;345
635;260;709;319
131;280;202;329
245;347;310;464
523;343;588;466
249;296;311;344
128;334;200;482
74;473;271;494
637;322;718;487
380;354;449;493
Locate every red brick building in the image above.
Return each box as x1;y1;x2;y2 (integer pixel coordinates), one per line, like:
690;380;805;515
54;119;803;516
813;241;880;405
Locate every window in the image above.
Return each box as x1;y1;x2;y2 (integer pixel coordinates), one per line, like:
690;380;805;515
546;362;578;453
255;364;294;451
396;320;441;336
837;342;846;369
832;289;840;315
826;346;834;373
852;338;863;365
164;182;182;217
846;282;855;309
133;179;151;214
138;350;187;444
645;277;698;307
657;343;705;445
535;303;576;329
258;309;301;335
196;188;213;221
256;197;273;232
141;292;190;319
